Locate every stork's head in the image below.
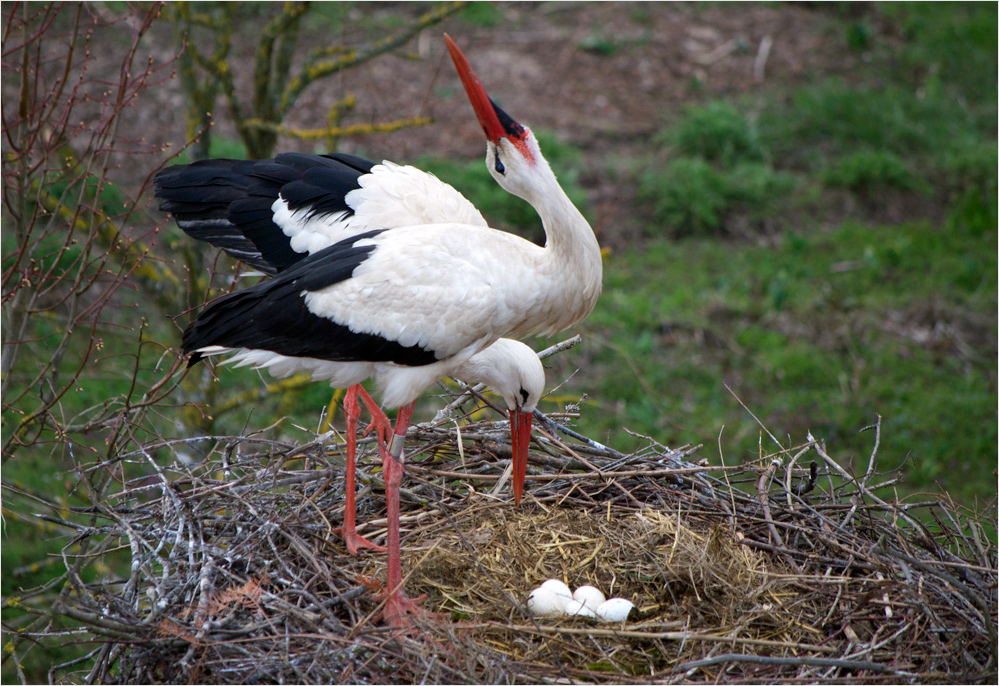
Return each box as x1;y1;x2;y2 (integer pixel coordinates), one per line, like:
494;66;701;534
456;339;544;505
444;34;548;201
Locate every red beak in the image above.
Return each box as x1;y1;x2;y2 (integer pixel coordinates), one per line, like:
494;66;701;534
444;33;509;145
509;409;533;505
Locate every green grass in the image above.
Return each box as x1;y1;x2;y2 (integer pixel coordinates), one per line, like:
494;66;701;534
584;2;997;506
880;1;998;105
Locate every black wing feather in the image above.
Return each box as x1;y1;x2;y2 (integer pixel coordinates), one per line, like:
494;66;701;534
154;153;378;274
182;230;439;368
320;152;376;174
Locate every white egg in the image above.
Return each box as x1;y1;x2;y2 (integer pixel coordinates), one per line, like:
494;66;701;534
562;599;597;619
527;587;565;617
539;579;573;604
595;597;635;622
572;585;606;611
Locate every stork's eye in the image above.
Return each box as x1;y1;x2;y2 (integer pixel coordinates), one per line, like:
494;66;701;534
494;155;506;175
519;387;529;404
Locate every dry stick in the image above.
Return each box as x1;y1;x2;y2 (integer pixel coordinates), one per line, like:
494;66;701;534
859;414;882;490
406;465;745;482
783;444;815;509
717;425;739;531
49;647;103;686
842;621;914;666
873;544;997;668
536;334;583;360
50;364;997;680
753;35;773;82
931;502;988;559
726;383;792;458
84;435;293;472
55;604;150;641
755;459;785;549
488;623;838;654
675;652;908;676
809;435;928;536
180;525;214;676
535;424;644;507
535;411;618;454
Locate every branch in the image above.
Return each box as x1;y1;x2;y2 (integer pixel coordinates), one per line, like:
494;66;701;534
279;1;466;117
254;1;308;119
241;116;432;142
675;653;909;676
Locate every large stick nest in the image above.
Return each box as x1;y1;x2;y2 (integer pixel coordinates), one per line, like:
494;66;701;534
49;387;996;684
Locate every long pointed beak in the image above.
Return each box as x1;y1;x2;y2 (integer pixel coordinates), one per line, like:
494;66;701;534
444;33;507;145
509;409;533;505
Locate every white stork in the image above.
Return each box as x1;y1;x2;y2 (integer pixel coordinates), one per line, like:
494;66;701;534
157;150;543;554
165;34;602;626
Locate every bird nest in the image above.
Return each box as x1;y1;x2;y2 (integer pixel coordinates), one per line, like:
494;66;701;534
47;386;996;684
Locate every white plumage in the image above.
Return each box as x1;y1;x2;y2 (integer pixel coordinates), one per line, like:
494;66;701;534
210;335;541;412
269;160;489;256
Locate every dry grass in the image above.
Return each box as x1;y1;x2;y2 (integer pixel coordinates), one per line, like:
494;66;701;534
37;388;997;684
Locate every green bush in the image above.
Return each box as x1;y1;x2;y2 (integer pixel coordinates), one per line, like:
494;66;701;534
639;158;727;234
821;150;929;193
725;161;798;205
760;79;983;167
639;158;796;236
939;144;998;194
662;100;764;165
639;100;797;236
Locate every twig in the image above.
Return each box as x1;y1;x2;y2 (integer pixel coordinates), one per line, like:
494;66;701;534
859;414;882;489
534;411;619;455
756;458;785;548
676;652;908;675
753;35;773;82
488;623;839;653
809;433;928;535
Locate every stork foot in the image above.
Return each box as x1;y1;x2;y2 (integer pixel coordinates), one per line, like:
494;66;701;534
334;528;386;556
379;589;440;629
354;386;394;448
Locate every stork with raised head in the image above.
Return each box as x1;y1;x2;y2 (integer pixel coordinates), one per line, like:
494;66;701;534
166;35;601;626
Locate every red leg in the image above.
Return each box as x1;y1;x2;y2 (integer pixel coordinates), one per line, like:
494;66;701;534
333;385;385;555
383;401;414;598
377;401;436;628
354;386;393;446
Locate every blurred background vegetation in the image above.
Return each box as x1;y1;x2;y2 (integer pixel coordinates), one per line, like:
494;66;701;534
2;2;995;681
